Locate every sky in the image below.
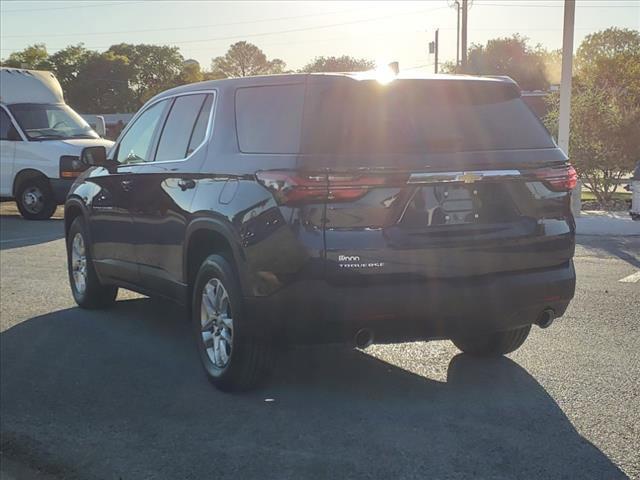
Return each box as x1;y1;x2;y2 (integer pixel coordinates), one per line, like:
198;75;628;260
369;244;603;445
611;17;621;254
1;0;639;72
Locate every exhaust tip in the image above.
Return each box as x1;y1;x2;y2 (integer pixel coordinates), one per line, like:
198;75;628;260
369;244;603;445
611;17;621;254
354;328;374;349
537;308;555;329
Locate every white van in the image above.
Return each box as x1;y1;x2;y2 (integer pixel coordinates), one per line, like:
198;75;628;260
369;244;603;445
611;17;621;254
0;68;113;219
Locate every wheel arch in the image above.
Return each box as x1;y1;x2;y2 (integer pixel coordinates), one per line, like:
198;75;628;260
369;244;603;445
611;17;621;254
184;218;250;297
64;198;87;238
12;168;50;197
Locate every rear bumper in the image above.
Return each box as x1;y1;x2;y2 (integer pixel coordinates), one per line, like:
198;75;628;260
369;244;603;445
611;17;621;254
245;261;576;344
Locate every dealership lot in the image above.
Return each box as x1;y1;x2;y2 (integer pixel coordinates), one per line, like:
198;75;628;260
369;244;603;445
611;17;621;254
1;205;638;479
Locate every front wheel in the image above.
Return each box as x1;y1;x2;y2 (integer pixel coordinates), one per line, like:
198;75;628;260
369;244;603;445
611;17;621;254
67;217;118;309
16;178;57;220
452;325;531;356
193;254;272;392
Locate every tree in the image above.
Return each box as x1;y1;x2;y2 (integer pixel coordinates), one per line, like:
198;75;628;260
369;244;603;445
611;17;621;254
576;27;640;74
47;44;94;94
107;43;184;105
210;42;286;78
1;43;50;69
544;28;640;206
69;52;134;113
178;60;204;85
300;55;374;73
466;34;549;90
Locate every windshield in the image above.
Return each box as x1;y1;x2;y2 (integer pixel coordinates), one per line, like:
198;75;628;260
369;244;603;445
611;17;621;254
8;103;99;140
302;79;555;155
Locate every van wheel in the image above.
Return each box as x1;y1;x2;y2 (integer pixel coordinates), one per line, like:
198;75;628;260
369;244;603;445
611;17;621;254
67;217;118;309
193;254;272;392
452;325;531;356
16;178;57;220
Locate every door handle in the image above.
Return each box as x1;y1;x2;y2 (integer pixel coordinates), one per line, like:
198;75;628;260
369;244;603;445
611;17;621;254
178;178;196;191
120;179;133;192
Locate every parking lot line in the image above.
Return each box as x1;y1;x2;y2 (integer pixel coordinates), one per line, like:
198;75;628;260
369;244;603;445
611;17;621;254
619;271;640;283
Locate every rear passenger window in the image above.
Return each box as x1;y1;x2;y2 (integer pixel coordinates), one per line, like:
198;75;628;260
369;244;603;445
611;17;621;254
235;84;304;154
155;93;212;162
187;94;213;156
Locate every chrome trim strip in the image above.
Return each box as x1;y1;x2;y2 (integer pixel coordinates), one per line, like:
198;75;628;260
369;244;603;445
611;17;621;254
407;169;521;184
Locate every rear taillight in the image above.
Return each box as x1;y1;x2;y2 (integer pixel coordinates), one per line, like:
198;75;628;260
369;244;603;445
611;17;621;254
255;171;327;205
532;164;577;192
256;171;406;205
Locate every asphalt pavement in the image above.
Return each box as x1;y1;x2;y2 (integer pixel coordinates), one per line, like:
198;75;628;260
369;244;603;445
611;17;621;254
1;203;639;479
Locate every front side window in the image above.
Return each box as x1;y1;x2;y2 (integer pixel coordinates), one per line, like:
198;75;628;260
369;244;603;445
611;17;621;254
155;93;212;162
8;103;98;141
116;100;167;164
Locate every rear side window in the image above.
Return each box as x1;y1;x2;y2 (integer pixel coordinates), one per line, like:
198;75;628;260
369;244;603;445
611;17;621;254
235;84;304;154
302;79;555;154
187;94;213;156
155;93;212;162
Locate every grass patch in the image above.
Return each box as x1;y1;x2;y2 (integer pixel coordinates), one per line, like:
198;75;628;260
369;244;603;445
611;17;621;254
581;191;631;202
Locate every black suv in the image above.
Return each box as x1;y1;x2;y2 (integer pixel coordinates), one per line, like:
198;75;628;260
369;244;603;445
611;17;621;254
65;73;576;391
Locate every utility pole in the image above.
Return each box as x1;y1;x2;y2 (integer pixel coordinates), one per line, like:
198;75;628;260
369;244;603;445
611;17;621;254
434;29;439;74
449;0;461;67
456;2;461;67
461;0;468;71
558;0;578;215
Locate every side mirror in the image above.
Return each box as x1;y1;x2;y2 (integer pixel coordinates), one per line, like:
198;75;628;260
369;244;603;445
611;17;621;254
94;115;107;138
80;146;116;172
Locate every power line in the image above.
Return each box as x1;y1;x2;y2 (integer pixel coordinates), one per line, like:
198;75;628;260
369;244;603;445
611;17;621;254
0;5;372;39
0;1;142;14
475;1;638;7
3;5;450;51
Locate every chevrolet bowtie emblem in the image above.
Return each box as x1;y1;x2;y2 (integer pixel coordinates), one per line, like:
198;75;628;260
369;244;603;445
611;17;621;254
459;172;483;184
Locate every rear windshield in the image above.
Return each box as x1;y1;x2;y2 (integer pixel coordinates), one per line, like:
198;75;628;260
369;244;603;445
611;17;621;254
301;79;554;154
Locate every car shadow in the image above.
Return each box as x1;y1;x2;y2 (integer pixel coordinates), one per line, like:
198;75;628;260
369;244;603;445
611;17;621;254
577;235;640;269
0;214;65;250
0;298;626;480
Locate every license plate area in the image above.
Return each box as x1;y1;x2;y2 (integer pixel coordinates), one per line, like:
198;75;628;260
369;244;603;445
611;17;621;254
401;185;482;227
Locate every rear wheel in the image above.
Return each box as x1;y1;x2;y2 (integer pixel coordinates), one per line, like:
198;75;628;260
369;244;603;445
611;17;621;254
16;178;57;220
67;217;118;309
452;325;531;356
192;254;272;392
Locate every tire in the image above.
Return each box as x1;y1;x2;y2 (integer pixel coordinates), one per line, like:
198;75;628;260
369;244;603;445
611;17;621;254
452;325;531;356
67;217;118;309
192;254;272;392
16;177;57;220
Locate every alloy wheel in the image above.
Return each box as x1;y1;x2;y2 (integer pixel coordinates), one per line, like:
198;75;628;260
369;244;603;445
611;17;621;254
71;233;87;295
200;278;234;369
